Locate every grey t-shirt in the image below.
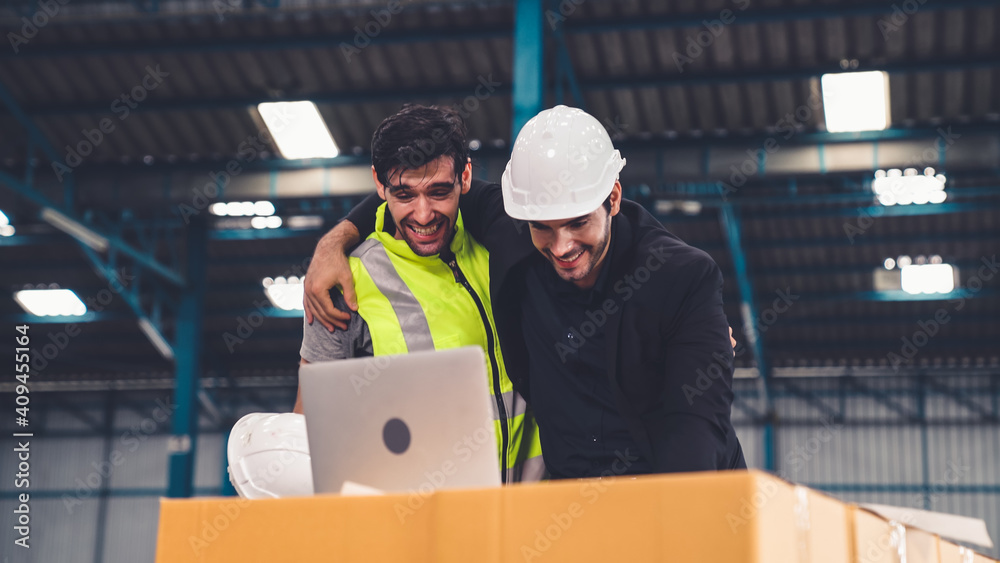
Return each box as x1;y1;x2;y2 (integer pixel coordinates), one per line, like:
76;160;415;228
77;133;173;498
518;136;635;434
300;290;373;361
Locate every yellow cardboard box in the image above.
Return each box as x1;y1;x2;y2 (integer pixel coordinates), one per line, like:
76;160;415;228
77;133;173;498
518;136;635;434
155;470;851;563
852;506;905;563
906;526;942;563
939;538;998;563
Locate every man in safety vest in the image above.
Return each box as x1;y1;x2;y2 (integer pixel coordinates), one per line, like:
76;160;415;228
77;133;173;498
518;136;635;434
305;106;745;479
294;104;544;484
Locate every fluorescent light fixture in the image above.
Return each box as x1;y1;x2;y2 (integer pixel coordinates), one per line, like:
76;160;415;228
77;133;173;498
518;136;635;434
901;263;955;295
821;71;890;133
654;201;675;214
253;201;276;216
0;225;13;237
250;216;283;230
138;317;175;360
873;168;946;206
263;276;304;311
680;201;703;215
14;289;87;316
41;207;109;252
0;209;8;225
258;101;339;160
224;201;257;217
287;215;324;230
213;201;277;217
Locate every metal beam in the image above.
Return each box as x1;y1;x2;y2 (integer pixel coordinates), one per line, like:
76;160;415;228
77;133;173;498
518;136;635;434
0;22;511;60
656;187;1000;208
167;216;207;498
549;0;585;109
24;82;513;117
511;0;544;139
8;0;993;60
720;203;776;470
80;244;175;358
0;171;186;286
924;376;998;422
562;0;1000;34
774;379;843;422
23;57;1000;117
844;376;919;421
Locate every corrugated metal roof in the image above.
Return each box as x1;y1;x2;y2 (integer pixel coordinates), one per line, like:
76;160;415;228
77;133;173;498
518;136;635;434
0;0;998;380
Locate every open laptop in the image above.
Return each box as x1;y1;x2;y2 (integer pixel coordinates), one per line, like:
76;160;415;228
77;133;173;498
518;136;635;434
299;346;501;494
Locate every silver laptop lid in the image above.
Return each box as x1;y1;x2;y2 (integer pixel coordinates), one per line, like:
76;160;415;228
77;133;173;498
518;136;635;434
300;346;501;494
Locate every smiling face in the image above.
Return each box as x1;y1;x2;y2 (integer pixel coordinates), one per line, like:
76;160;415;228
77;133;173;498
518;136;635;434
374;155;472;257
528;182;622;289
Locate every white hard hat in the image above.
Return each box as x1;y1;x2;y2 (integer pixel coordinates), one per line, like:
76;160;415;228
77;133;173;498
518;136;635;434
502;105;626;221
227;412;314;499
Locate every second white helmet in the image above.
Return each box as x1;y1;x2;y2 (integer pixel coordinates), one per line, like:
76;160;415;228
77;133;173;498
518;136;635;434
502;105;625;221
227;412;314;499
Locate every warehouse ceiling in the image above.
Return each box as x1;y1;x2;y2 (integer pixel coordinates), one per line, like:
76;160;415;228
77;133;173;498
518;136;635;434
1;0;998;387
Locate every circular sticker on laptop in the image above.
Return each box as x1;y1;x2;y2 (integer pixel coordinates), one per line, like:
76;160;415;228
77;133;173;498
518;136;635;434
382;418;411;454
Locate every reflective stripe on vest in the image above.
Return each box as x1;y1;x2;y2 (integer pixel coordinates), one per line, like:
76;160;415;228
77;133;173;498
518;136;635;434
353;239;434;353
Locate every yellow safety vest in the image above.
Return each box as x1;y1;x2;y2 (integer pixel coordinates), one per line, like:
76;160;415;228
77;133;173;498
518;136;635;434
350;204;543;483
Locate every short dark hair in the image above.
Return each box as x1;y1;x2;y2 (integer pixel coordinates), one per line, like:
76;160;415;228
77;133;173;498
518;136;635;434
371;104;469;187
602;194;613;213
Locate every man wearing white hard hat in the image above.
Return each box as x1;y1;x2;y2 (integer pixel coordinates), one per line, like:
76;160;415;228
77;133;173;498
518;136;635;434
307;106;745;478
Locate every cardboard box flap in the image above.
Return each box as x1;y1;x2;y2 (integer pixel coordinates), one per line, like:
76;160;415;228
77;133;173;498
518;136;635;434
860;503;993;549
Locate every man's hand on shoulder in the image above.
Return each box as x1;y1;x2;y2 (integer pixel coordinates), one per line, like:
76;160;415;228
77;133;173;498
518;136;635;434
304;221;361;331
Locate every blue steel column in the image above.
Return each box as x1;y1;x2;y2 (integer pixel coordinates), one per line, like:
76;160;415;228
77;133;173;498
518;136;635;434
221;429;237;496
720;203;777;471
168;216;207;497
512;0;544;139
